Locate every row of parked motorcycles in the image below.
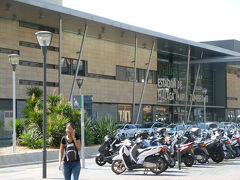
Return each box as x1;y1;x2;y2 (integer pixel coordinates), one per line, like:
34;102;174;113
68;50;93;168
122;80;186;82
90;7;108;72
95;126;240;175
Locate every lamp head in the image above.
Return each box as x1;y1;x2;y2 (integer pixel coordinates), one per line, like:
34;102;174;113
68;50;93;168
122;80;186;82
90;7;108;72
35;31;52;47
8;54;19;65
76;78;84;89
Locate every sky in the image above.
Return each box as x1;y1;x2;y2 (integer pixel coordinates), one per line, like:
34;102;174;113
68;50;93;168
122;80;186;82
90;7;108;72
63;0;240;42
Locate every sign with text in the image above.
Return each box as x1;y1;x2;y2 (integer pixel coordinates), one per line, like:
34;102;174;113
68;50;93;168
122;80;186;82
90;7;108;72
157;78;208;103
73;95;82;109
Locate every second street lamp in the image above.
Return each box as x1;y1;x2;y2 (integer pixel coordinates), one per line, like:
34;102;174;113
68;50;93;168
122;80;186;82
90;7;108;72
8;54;19;153
202;88;207;130
76;78;85;168
35;31;52;179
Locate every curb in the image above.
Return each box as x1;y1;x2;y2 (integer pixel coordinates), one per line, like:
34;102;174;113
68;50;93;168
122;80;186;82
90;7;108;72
0;145;100;168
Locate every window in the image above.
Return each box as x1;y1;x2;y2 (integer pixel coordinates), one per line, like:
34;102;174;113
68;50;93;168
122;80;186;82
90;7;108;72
0;47;19;54
143;105;152;122
61;57;87;76
116;65;156;84
126;67;134;81
19;41;59;52
118;104;132;123
19;21;59;34
116;66;126;81
19;60;58;69
138;69;145;82
19;80;59;87
61;58;71;74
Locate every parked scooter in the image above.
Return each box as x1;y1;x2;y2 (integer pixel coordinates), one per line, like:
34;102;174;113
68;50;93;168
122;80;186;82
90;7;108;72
164;134;195;167
95;134;122;166
111;138;166;175
204;131;224;163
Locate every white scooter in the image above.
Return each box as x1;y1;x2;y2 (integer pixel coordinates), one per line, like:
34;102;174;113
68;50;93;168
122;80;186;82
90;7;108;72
111;138;166;175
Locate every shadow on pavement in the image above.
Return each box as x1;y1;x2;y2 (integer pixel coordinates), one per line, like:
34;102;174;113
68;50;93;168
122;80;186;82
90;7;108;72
123;173;186;177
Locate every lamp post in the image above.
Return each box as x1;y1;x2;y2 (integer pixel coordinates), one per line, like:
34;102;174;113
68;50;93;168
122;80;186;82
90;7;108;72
202;88;207;129
76;78;85;168
35;31;52;179
8;54;19;153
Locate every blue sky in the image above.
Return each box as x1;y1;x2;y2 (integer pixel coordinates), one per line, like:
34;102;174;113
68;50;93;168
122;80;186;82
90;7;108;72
63;0;240;42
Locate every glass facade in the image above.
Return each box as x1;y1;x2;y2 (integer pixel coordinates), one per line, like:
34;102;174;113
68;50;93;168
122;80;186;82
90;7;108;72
156;51;221;124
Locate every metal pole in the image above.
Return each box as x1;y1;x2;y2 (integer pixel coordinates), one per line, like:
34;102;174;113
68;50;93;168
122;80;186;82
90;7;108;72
81;94;85;168
204;95;206;126
187;52;203;122
183;46;191;124
69;23;88;103
135;40;155;124
12;66;16;153
42;46;47;179
58;17;62;95
132;34;137;123
177;144;181;170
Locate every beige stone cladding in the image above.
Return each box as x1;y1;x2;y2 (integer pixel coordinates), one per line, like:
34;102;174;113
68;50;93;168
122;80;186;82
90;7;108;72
0;18;59;100
0;19;19;99
61;27;158;104
61;76;157;105
227;72;240;108
1;17;158;104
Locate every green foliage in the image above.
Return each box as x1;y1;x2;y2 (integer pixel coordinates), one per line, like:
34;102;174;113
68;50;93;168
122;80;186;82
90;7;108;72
93;115;117;144
21;87;117;148
0;121;3;128
26;87;43;98
20;129;42;148
47;113;69;147
16;119;24;138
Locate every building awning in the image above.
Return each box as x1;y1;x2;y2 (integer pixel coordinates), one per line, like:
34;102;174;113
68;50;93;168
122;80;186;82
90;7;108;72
11;0;240;58
190;56;240;64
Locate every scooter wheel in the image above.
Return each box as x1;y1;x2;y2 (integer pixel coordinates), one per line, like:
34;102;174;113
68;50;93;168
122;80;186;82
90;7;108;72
211;152;224;163
183;154;194;167
111;160;126;174
95;155;106;166
197;152;209;164
150;157;166;175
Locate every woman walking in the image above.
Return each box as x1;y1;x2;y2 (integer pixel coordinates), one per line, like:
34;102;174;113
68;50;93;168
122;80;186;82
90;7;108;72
59;123;81;180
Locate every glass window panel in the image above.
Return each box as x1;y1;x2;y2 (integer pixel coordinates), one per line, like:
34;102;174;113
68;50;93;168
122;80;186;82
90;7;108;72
143;105;152;122
147;71;153;83
126;67;134;81
138;69;145;82
116;66;126;80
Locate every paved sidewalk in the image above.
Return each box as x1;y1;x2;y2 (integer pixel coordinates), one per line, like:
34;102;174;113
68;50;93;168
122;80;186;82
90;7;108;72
0;157;240;180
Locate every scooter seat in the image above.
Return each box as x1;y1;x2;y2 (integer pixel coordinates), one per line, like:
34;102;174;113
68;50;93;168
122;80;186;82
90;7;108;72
137;148;150;154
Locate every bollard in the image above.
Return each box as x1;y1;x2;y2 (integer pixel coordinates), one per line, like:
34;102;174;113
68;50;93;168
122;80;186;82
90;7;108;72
177;144;181;170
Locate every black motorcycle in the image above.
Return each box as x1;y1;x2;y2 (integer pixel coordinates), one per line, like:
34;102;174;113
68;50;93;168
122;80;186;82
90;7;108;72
95;135;121;166
205;137;224;163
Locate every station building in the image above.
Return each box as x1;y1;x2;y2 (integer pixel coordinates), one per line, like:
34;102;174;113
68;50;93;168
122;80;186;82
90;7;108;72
1;0;240;138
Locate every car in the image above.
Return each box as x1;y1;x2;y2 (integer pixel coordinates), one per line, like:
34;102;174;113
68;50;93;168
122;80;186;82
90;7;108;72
197;122;218;130
166;124;186;135
116;124;138;138
218;122;238;131
138;122;167;136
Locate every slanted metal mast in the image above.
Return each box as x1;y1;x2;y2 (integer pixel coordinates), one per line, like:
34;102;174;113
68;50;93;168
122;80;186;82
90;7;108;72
69;23;88;102
135;40;155;124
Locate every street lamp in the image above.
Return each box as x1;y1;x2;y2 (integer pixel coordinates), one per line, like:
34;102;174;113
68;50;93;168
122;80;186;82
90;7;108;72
202;88;207;129
8;54;19;153
35;31;52;179
76;78;85;168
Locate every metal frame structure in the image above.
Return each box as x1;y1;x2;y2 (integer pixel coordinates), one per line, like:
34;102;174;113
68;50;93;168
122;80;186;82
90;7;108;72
69;23;88;102
136;40;155;124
